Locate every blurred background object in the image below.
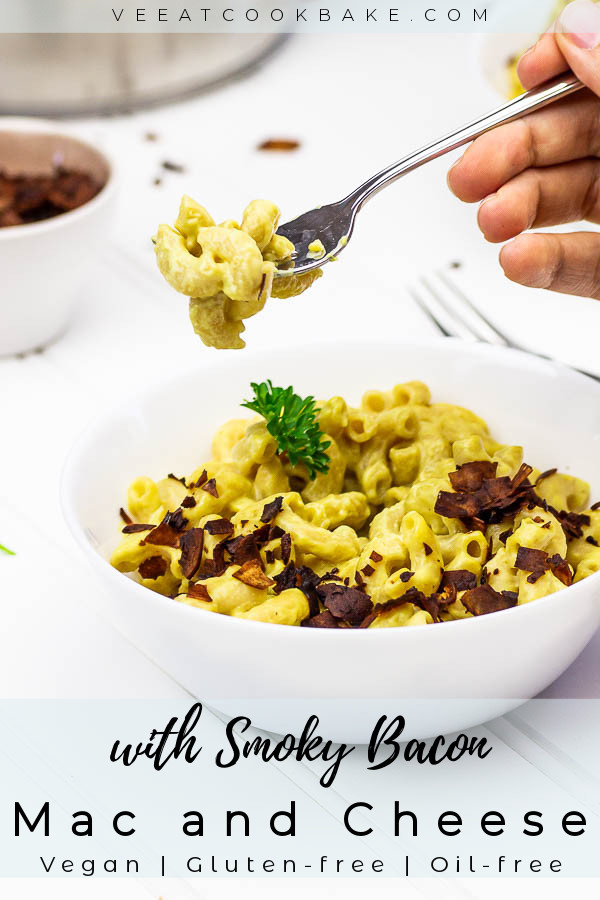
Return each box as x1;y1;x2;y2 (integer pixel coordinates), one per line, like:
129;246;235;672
0;34;286;116
0;118;115;354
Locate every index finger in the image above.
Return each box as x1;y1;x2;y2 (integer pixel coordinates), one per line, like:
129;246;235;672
516;32;569;88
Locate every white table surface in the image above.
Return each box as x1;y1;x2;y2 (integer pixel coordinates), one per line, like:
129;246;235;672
2;32;600;898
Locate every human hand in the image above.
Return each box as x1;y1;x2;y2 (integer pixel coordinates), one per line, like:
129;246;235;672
448;0;600;299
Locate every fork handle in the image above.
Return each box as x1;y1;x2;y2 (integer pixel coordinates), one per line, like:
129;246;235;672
349;74;584;207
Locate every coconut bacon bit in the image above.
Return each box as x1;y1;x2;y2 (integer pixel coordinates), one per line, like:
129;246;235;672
257;138;300;152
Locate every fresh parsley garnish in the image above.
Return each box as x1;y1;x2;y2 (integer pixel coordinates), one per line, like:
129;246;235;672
242;380;331;479
0;543;15;556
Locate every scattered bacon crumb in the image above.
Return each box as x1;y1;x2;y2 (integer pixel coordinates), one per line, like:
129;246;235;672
122;523;155;534
233;560;275;590
461;584;518;616
281;532;292;565
204;518;234;536
441;569;477;592
187;582;212;602
257;138;300;152
143;521;180;548
119;507;132;525
370;550;383;563
179;528;204;579
139;556;168;579
302;610;340;629
260;496;284;523
189;470;208;490
201;478;218;498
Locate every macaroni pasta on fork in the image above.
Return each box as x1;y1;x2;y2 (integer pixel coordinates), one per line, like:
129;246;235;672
111;381;600;628
154;196;321;350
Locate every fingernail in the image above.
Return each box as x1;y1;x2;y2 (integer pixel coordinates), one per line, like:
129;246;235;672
556;0;600;49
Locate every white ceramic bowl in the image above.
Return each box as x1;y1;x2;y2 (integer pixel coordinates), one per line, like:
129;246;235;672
62;339;600;742
0;117;116;356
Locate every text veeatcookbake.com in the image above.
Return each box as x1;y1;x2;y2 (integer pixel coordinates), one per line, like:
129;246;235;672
111;6;488;25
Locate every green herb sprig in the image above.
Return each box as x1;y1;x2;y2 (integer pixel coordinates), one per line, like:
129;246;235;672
0;543;15;556
242;381;331;479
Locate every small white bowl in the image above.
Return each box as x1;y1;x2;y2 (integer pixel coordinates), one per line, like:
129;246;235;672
0;117;117;356
62;339;600;742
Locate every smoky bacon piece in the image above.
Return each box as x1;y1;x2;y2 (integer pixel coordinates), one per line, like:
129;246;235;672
556;510;591;540
586;535;599;547
515;546;548;575
0;168;101;228
317;582;373;626
122;523;154;534
302;610;340;628
273;562;322;617
260;496;284;523
361;564;375;577
233;560;275;589
280;532;292;565
514;545;573;584
138;556;168;579
436;460;538;528
257;138;300;152
168;473;187;486
204;518;234;536
179;528;204;579
187;582;212;602
440;569;477;592
434;491;480;519
202;540;227;577
225;532;262;566
591;501;600;511
181;495;196;508
461;584;518;616
119;507;132;525
163;509;188;531
512;463;534;490
548;554;573;587
449;460;497;492
201;478;218;498
250;523;272;544
189;470;208;490
370;550;383;563
402;585;447;623
399;571;414;583
143;521;180;548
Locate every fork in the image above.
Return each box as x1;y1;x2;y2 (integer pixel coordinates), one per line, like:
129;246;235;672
274;73;582;279
409;266;600;384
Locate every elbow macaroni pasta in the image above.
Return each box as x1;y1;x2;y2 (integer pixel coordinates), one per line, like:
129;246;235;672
111;381;598;628
154;196;322;350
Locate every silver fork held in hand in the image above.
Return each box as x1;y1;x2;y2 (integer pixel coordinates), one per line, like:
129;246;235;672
349;74;583;207
276;74;584;277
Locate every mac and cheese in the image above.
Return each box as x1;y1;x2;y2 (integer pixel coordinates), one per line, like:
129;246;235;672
112;382;598;628
154;196;321;350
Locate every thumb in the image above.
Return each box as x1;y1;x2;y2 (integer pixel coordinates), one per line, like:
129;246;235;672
554;0;600;93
